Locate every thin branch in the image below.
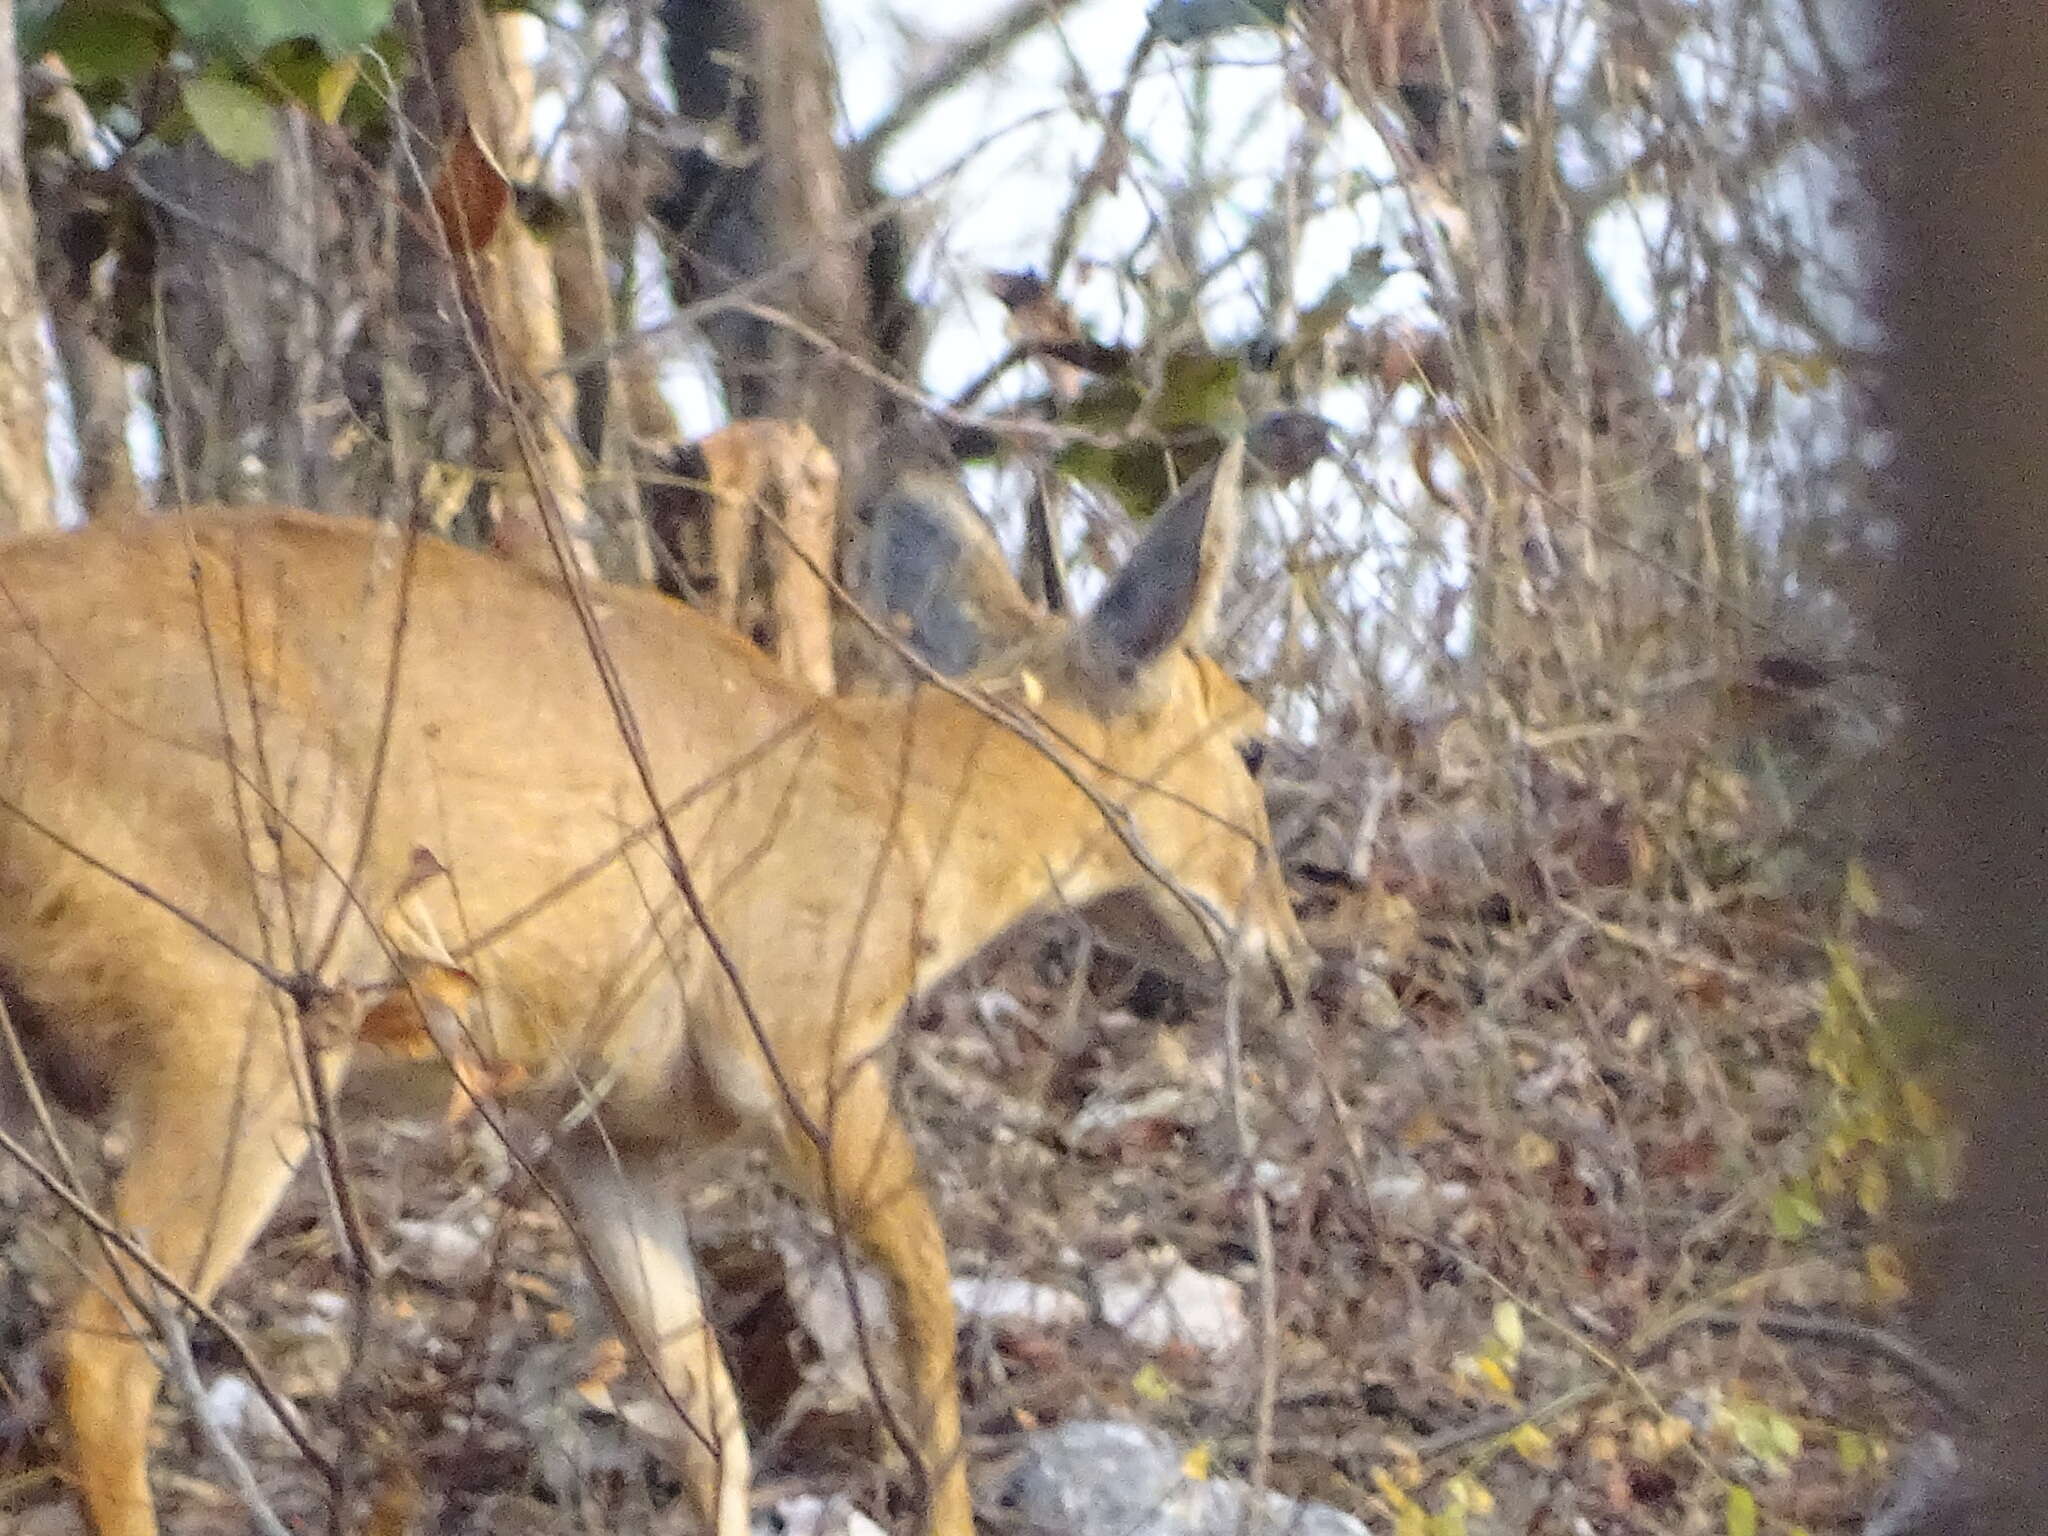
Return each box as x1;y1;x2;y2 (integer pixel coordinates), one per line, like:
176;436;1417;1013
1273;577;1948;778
158;1312;298;1536
1217;956;1279;1514
1047;22;1161;286
1639;1307;1977;1418
848;0;1080;180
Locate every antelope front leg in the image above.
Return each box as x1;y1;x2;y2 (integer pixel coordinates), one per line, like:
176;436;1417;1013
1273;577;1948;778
777;1062;974;1536
554;1136;751;1536
62;1008;331;1536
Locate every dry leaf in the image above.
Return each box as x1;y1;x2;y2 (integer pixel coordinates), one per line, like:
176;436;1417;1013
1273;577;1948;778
1509;1421;1558;1468
428;119;511;259
1399;1109;1450;1148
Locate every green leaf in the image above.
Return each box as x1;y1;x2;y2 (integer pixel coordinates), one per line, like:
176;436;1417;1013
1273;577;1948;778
34;0;169;87
1725;1484;1757;1536
314;53;362;120
163;0;395;56
258;37;329;105
305;0;398;53
335;27;407;127
1154;348;1243;430
1131;1361;1176;1402
1063;375;1146;435
180;74;277;167
1150;0;1288;44
1491;1300;1524;1358
1769;1180;1823;1240
14;0;67;52
1729;1403;1803;1474
1836;1429;1871;1473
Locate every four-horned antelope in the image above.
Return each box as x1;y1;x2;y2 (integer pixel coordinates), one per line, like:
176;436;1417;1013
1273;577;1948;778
0;441;1310;1536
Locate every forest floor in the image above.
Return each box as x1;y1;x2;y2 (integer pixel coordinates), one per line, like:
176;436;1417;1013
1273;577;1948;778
1;715;1954;1535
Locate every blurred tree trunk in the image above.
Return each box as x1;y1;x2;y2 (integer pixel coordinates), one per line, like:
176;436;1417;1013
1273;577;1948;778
136;121;337;508
1879;6;2048;1534
650;0;916;493
446;9;595;577
741;0;877;477
0;0;55;533
554;177;671;579
645;0;933;690
48;295;142;521
22;62;142;522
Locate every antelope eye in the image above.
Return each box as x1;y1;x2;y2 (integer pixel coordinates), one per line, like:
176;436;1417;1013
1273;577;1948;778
1238;738;1269;779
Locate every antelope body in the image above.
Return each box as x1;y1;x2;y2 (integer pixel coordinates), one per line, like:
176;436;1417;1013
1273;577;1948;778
0;452;1308;1536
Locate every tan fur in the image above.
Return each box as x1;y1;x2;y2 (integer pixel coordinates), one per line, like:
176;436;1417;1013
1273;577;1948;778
0;503;1309;1536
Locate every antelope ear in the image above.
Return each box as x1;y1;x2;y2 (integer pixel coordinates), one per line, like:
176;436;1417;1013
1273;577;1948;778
1074;434;1245;688
856;473;1039;676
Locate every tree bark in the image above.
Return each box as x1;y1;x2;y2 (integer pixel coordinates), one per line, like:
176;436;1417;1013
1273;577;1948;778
740;0;878;484
135;125;340;508
449;9;595;577
554;177;675;579
0;0;56;533
652;0;914;491
1877;6;2048;1533
26;63;144;522
48;294;143;521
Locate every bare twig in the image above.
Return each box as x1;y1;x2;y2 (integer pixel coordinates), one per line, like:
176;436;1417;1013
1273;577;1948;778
849;0;1081;180
157;1311;299;1536
1217;955;1279;1515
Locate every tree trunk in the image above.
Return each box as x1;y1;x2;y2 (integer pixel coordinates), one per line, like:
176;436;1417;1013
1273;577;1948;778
448;9;595;577
740;0;878;484
645;0;937;689
48;295;143;521
553;177;674;579
0;0;56;533
651;0;914;491
26;63;144;522
1877;7;2048;1533
134;115;339;509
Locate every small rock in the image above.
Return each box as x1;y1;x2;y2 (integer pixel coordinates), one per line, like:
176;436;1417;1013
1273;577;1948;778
1002;1420;1370;1536
8;1503;89;1536
974;989;1029;1033
1863;1431;1964;1536
1749;1066;1802;1112
1095;1247;1248;1356
777;1232;900;1406
392;1214;491;1288
302;1289;350;1321
198;1374;292;1445
1366;1170;1470;1227
952;1274;1088;1332
269;1292;353;1398
756;1493;888;1536
1254;1159;1304;1203
1668;1387;1718;1433
1064;1086;1191;1153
